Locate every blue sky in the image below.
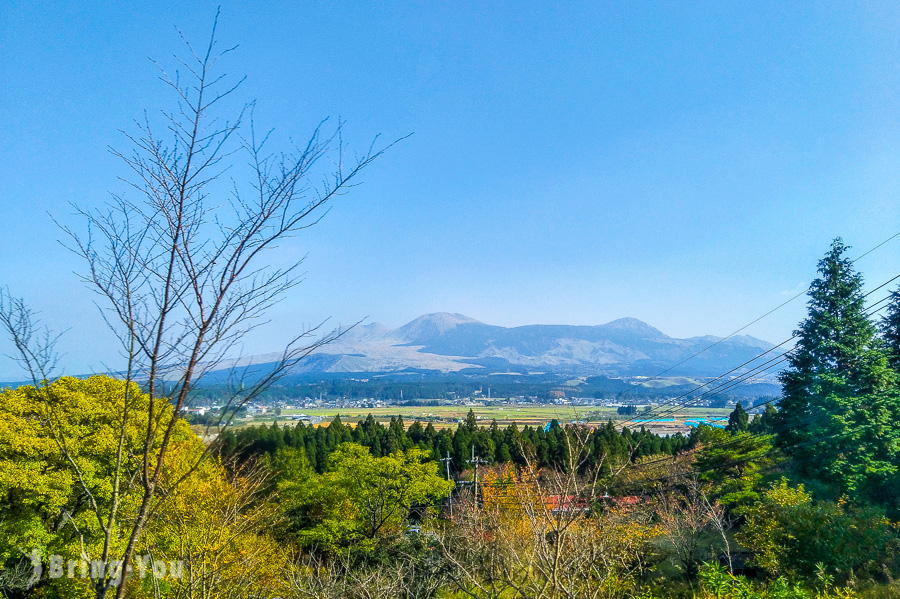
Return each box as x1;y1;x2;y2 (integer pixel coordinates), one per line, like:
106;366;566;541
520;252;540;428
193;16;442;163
3;1;900;377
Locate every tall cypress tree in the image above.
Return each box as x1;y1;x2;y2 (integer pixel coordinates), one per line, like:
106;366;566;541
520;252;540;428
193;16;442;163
880;288;900;373
775;239;898;500
726;402;749;433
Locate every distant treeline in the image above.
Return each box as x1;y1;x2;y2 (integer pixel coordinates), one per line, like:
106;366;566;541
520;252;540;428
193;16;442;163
220;410;695;474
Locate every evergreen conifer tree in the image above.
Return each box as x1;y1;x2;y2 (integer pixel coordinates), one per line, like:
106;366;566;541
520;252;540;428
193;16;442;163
880;288;900;373
726;402;750;433
465;409;478;431
775;239;899;500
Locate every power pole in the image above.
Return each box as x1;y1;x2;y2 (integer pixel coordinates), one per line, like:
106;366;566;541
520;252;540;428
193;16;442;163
441;451;454;517
469;445;487;505
441;452;453;481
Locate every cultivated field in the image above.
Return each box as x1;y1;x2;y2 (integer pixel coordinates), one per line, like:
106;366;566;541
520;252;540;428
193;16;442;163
238;404;734;434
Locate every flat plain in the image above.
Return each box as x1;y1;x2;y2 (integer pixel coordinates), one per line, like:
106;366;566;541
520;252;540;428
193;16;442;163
238;404;734;434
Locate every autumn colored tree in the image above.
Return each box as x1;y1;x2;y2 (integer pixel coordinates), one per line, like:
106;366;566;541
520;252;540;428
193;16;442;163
433;426;664;599
147;449;288;599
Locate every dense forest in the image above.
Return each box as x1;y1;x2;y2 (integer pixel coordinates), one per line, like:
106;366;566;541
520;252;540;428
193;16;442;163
220;411;695;475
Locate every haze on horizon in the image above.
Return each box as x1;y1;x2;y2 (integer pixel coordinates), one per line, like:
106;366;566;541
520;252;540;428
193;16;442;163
3;1;900;379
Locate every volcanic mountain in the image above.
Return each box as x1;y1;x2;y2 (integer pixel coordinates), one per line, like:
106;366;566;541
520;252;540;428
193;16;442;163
234;312;775;378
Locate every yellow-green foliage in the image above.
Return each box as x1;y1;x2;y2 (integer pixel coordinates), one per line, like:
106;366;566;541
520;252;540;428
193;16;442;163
280;442;454;552
146;443;289;598
0;377;193;561
0;375;275;598
737;480;899;582
736;480;813;575
694;562;859;599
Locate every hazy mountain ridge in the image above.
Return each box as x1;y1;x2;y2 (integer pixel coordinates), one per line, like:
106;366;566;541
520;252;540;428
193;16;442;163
0;313;778;386
272;312;776;378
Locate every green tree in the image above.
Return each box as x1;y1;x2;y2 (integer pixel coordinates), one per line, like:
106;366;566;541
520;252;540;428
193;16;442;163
0;376;220;597
748;403;778;435
775;239;900;500
737;480;899;582
283;443;453;553
617;405;638;416
881;287;900;373
464;409;478;431
694;429;777;509
726;402;749;433
0;18;390;598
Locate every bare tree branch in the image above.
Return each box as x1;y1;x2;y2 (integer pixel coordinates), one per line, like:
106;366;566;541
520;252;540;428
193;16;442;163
3;14;396;598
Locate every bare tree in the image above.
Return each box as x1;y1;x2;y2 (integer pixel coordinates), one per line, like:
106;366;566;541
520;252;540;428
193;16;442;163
285;550;433;599
655;476;733;580
1;13;396;599
431;425;661;599
0;290;63;383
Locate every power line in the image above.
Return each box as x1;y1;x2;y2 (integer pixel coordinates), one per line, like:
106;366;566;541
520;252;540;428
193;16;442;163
505;290;899;491
429;238;900;511
605;230;900;408
613;326;900;488
468;445;488;504
630;289;895;428
615;271;900;430
852;230;900;262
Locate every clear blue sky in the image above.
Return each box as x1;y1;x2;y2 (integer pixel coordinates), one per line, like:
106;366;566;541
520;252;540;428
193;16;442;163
3;1;900;378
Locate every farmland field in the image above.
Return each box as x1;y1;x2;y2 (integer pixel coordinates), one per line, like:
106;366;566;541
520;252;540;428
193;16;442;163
236;404;734;435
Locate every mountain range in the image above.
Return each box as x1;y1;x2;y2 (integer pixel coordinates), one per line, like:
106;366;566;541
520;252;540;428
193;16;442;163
229;313;777;379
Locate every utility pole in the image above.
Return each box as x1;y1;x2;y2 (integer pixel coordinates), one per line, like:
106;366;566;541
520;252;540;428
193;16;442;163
441;451;454;517
441;452;453;481
469;445;487;505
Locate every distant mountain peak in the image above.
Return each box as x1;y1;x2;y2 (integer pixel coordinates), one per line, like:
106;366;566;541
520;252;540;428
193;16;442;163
601;317;665;338
405;312;482;329
343;321;392;342
395;312;484;344
423;312;482;324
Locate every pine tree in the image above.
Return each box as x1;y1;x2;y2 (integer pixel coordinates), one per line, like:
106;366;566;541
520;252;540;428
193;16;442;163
408;420;425;444
748;403;778;434
726;402;750;433
880;288;900;373
775;239;898;499
465;409;478;431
